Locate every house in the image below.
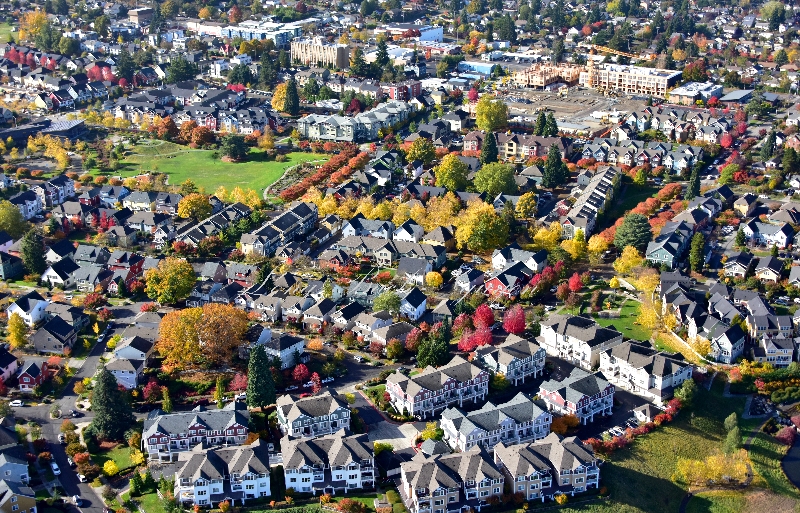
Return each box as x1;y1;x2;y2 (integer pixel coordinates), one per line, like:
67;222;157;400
303;299;337;330
276;390;350;438
455;268;484;294
44;302;89;332
107;357;145;389
352;310;393;340
0;479;37;511
598;340;693;404
441;392;552;452
485;262;534;299
394;220;425;243
6;291;49;327
539;314;624;370
756;256;783;282
17;361;44;392
475;335;546;386
331;302;367;331
399;445;504;513
303;278;344;303
734;193;758;217
709;323;746;364
282;431;374;496
348;282;385;307
113;335;155;362
41;258;81;289
422;226;456;250
493;434;600;502
492;244;547;272
372;322;415;345
386;356;489;419
0;455;29;486
538;367;614;425
174;439;271;507
396;258;432;286
724;251;756;278
73;265;113;292
753;335;795;368
741;220;794;249
0;347;16;384
342;214;394;239
263;333;305;369
73;244;111;266
30;316;76;354
400;287;428;321
0;252;23;281
107;225;139;247
44;239;76;264
644;221;691;269
142;402;250;462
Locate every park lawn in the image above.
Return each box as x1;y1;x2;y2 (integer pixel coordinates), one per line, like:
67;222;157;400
685;490;747;513
131;491;167;513
740;418;800;499
0;24;16;44
91;446;134;472
594;301;652;342
597;183;659;231
109;148;329;193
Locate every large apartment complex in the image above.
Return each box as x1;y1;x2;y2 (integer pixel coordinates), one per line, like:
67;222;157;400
282;431;375;496
441;392;552;452
475;335;546;386
386;356;490;419
579;63;682;97
290;38;350;69
539;314;624;370
296;101;414;142
276;391;351;438
538;368;614;425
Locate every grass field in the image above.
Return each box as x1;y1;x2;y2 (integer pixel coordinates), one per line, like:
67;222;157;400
91;446;134;472
0;23;16;44
594;300;652;341
97;141;330;193
597;183;659;231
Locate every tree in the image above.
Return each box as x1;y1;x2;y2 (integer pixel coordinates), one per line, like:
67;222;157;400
614;214;652;252
543;112;559;137
90;367;134;440
689;232;705;272
284;78;300;116
161;387;173;413
7;313;27;349
568;272;583;293
454;200;509;252
0;201;29;239
473;304;495;330
784;147;800;176
542;145;568;188
724;412;738;432
613;246;644;275
417;325;450;368
534;111;547;135
19;9;48;41
247;346;276;408
20;230;45;275
735;229;746;248
674;379;697;407
376;39;390;67
293;364;310;383
373;291;401;314
386;338;405;359
271;83;287;112
115;50;135;82
145;257;195;304
761;131;776;161
480;132;498;164
687;166;700;199
475;95;509;132
220;135;249;161
503;305;525;334
723;426;742;455
228;64;254;85
350;47;369;77
407;138;436;165
177;193;212;220
515;192;538;219
425;272;443;288
310;372;322;394
435;154;469;192
195;304;249;367
474;163;517;196
165;57;199;83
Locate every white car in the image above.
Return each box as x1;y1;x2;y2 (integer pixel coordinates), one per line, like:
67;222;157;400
322;377;334;384
794;298;800;304
235;392;247;401
303;381;314;388
51;462;60;475
77;474;87;483
9;400;23;407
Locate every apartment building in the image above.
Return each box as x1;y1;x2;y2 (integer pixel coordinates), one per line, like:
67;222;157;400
291;38;349;69
143;403;250;462
559;168;620;239
386;356;489;419
474;335;546;386
282;431;375;496
539;314;623;370
399;446;504;513
493;433;599;503
598;340;693;404
174;440;271;507
441;392;552;452
579;64;682;97
276;391;351;438
296;101;414;142
752;334;795;368
538;368;614;425
463;132;572;160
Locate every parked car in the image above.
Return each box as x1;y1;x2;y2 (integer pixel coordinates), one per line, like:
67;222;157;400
51;462;61;475
73;495;83;506
285;385;298;391
267;443;275;452
235;392;247;401
78;474;87;483
321;377;334;384
58;433;66;444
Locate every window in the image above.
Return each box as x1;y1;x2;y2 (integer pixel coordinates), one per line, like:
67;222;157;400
494;488;500;494
448;497;456;503
197;491;207;496
10;497;15;502
517;485;525;491
434;500;443;506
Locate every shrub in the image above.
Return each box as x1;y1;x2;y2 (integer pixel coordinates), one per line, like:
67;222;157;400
776;426;796;446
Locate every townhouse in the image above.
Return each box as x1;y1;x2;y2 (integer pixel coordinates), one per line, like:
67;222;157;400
559;167;620;239
333;236;447;269
539;314;623;370
282;431;375;496
741;220;794;249
753;334;795;368
399;446;504;513
296;101;414;142
241;202;318;256
463;132;572;160
143;402;250;462
277;391;351;438
174;440;271;507
474;335;546;386
493;434;599;502
386;356;489;419
723;251;756;278
441;392;552;452
538;368;614;425
645;221;692;269
598;340;693;404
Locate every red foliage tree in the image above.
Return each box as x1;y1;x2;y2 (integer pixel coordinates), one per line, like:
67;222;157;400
229;373;247;392
720;133;734;148
473;304;495;330
453;313;473;335
776;426;796;446
369;341;384;358
503;305;526;335
292;364;310;384
472;327;493;347
140;302;159;312
468;88;479;102
310;372;322;394
83;293;106;310
142;379;161;402
405;328;424;353
457;330;477;352
568;273;583;293
556;282;570;301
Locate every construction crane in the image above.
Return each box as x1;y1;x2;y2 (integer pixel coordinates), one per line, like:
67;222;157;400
585;44;656;90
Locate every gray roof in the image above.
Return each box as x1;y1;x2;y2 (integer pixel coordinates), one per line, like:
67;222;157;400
541;314;622;348
539;367;611;405
400;445;503;492
281;430;372;469
277;390;348;422
175;439;270;483
143;402;250;440
493;432;595;477
441;392;548;437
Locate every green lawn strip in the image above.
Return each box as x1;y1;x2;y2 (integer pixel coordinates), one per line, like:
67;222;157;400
741;418;800;498
131;491;167;513
106;149;328;193
594;301;652;341
334;492;380;511
90;446;134;472
597;184;659;231
684;490;748;513
34;489;50;499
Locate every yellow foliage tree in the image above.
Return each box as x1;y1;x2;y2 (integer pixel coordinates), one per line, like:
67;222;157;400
372;201;393;221
271;83;287;112
410;203;427;227
561;228;586;261
453;200;509;252
307;338;324;351
7;313;27;349
587;235;609;264
613;246;643;275
533;222;562;251
356;197;375;219
319;195;339;216
198;7;212;18
425;272;443;288
609;276;620;289
424;192;461;231
337;197;359;219
392;201;411;226
177;193;212;220
19;10;48;42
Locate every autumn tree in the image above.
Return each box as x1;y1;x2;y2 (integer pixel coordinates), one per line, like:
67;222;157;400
473;304;495;330
503;305;525;334
0;200;29;239
293;364;310;383
177;193;212;220
406;137;436;165
145;257;195;304
587;235;609;264
474;163;517;196
19;9;48;42
454;199;509;252
613;246;644;275
7;313;27;349
475;95;509;132
197;304;249;367
425;272;443;289
271;82;287;112
435;154;469;191
515;192;538;219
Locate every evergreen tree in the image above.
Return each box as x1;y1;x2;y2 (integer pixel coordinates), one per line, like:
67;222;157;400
350;47;368;77
735;229;746;248
689;232;705;272
687;165;700;199
162;387;172;413
130;471;143;497
143;469;156;491
543;112;559;137
247;345;276;408
761;131;776;161
783;147;799;175
542;145;567;188
614;213;653;251
115;50;135;82
90;367;135;440
20;230;45;275
534;111;546;136
278;49;289;69
480;132;498;164
284;78;300;116
376;39;390;67
417;322;451;368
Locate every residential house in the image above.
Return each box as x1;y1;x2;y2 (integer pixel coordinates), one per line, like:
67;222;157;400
0;252;23;281
734;193;758;217
29;316;76;354
724;251;756;278
114;335;155;362
539;314;623;370
276;391;351;438
741;220;794;249
41;258;80;289
400;287;428;321
44;239;76;264
106;357;145;389
753;335;795;368
538;368;614;425
263;333;305;369
303;299;338;330
396;258;432;286
0;456;29;486
756;256;783;282
485;262;535;299
44;302;89;332
0;479;37;512
455;269;485;294
0;349;17;384
331;302;367;332
6;291;49;327
475;335;546;386
17;361;44;392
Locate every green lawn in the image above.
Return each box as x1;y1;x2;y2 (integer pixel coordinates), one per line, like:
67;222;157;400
97;145;329;193
594;300;652;341
685;490;747;513
0;23;16;44
597;183;659;231
129;491;166;513
334;493;380;511
91;446;134;472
